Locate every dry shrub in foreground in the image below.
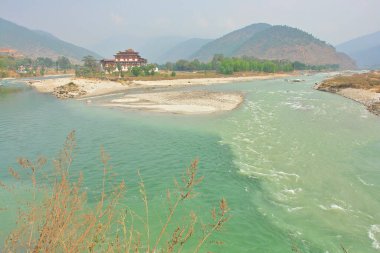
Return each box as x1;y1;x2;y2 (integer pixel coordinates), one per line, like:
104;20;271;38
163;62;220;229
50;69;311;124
1;131;229;252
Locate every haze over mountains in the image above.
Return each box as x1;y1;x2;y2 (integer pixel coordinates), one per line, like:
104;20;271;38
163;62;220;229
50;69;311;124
157;38;213;63
0;17;360;70
88;22;357;70
0;18;101;63
337;31;380;69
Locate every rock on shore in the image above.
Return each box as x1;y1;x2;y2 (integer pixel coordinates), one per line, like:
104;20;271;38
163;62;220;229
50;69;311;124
52;82;87;99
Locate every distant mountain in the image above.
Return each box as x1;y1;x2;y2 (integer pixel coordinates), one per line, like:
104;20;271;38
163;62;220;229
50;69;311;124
336;31;380;69
138;36;188;63
158;38;213;63
191;23;356;69
191;23;271;61
0;17;101;63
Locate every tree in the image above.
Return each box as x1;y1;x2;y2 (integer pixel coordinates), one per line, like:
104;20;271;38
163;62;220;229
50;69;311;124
39;66;45;76
131;66;142;76
43;57;54;68
82;55;98;72
57;56;71;71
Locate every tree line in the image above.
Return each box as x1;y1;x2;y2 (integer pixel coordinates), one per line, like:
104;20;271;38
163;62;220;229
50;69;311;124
0;55;73;77
160;54;339;74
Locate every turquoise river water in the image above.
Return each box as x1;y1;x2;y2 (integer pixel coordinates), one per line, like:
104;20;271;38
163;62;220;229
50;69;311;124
0;74;379;252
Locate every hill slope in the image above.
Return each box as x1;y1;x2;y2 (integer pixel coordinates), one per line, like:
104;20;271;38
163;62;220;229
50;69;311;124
336;31;380;69
158;38;213;63
191;23;272;61
236;25;355;69
192;23;356;69
0;18;101;63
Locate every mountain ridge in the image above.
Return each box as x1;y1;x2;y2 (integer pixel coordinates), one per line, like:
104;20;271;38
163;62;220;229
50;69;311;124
336;31;380;69
190;23;355;69
190;23;272;61
0;17;101;63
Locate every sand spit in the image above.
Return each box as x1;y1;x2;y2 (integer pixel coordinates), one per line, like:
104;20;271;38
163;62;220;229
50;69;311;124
103;91;244;114
132;73;291;87
26;73;292;114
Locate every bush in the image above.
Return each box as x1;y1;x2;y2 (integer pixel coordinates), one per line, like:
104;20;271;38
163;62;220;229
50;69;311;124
1;131;229;252
0;71;8;78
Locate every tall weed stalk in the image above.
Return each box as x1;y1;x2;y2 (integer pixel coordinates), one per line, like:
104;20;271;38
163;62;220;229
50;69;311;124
1;131;229;252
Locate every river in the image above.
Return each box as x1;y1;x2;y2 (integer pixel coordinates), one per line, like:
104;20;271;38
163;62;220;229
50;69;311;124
0;73;379;252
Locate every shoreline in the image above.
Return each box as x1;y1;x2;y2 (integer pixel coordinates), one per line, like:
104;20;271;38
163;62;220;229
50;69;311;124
314;86;380;116
314;71;380;116
27;72;294;95
26;72;294;114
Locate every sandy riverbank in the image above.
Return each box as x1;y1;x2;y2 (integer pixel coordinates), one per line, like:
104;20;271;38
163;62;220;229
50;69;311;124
27;73;292;114
315;71;380;115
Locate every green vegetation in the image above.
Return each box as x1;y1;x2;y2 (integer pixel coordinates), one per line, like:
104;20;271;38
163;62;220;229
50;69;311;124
161;55;339;75
75;55;101;77
131;65;157;77
0;55;73;78
56;56;72;71
1;132;229;252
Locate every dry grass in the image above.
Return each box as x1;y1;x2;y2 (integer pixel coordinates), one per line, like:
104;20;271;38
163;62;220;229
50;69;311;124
318;70;380;92
1;131;229;252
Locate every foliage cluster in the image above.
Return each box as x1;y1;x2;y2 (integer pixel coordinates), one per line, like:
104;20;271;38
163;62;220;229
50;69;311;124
161;54;339;75
75;55;102;78
0;55;73;77
129;64;157;77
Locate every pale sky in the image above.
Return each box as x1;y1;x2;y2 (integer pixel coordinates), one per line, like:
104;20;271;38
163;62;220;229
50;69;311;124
1;0;379;48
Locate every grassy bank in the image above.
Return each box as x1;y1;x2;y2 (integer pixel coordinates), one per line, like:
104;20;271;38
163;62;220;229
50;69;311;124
316;71;380;115
317;71;380;92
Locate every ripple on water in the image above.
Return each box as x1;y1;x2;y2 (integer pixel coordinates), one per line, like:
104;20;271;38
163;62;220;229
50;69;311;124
357;175;375;187
369;225;380;249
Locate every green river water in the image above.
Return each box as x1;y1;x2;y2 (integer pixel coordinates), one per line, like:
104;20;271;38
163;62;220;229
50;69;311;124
0;74;379;252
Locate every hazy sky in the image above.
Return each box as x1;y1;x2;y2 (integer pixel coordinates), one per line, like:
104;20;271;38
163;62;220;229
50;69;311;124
1;0;379;48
